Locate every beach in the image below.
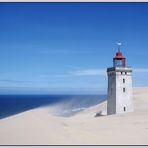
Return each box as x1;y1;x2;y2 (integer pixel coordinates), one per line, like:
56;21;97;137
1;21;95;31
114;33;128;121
0;87;148;145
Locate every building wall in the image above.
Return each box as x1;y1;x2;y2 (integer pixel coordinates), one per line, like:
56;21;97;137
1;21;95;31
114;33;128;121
107;71;116;115
116;71;134;114
107;67;133;115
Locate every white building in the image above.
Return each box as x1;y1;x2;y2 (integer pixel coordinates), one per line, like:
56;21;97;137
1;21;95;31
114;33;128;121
107;46;134;115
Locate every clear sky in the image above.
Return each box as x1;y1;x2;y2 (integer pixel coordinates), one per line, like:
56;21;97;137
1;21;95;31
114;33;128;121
0;3;148;94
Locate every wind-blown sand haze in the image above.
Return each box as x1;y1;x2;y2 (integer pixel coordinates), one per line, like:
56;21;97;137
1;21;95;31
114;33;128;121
0;87;148;145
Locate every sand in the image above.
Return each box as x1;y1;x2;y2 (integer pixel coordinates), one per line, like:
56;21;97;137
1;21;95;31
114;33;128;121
0;87;148;145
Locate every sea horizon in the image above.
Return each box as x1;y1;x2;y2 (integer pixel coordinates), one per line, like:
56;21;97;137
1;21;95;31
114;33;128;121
0;94;107;119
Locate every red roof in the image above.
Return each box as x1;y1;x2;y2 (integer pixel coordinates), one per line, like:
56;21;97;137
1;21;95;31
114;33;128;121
115;51;123;59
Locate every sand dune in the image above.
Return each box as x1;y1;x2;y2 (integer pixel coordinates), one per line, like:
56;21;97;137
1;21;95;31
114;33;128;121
0;87;148;145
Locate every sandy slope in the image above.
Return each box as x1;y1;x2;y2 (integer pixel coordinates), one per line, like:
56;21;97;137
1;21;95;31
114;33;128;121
0;87;148;145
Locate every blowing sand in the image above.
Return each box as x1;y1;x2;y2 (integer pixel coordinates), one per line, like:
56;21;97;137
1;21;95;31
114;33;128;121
0;87;148;145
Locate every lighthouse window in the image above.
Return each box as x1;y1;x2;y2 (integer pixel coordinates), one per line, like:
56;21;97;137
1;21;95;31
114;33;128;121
123;78;125;83
121;72;123;74
125;72;127;75
123;87;126;92
124;107;126;112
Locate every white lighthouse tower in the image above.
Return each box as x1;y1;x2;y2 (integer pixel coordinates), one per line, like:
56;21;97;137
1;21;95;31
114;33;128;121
107;43;133;115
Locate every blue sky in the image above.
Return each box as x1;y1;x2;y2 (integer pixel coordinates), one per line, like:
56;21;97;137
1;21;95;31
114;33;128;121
0;3;148;94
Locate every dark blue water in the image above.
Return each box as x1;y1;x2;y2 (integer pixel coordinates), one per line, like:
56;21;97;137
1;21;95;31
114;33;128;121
0;94;106;119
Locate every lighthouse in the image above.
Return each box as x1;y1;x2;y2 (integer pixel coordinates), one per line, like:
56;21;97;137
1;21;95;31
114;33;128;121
107;43;133;115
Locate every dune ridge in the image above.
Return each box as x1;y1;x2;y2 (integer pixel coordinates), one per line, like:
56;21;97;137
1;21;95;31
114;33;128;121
0;87;148;145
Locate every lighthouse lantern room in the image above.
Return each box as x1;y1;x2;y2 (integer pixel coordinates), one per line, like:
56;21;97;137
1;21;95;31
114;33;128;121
113;50;126;67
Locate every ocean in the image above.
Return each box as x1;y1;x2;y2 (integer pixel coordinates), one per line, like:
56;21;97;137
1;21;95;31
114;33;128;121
0;94;106;119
